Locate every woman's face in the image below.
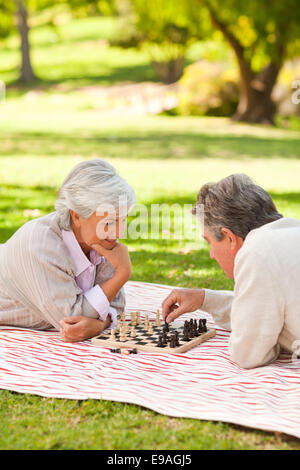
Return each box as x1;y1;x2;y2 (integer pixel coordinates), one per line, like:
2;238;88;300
70;210;127;252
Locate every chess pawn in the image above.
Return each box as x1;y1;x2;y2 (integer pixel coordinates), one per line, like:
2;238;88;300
148;322;153;335
130;326;136;338
110;329;116;341
130;312;136;326
119;328;126;342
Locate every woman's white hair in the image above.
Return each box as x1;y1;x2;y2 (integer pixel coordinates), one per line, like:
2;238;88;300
55;159;136;230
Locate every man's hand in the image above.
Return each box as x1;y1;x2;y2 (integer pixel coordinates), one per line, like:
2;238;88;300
162;288;205;323
59;315;111;342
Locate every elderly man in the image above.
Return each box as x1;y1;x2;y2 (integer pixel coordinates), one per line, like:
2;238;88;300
0;159;135;342
162;174;300;369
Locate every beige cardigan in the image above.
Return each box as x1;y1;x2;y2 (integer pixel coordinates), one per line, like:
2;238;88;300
0;212;125;330
202;218;300;368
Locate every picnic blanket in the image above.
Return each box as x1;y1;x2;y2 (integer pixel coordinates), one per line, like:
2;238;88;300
0;281;299;439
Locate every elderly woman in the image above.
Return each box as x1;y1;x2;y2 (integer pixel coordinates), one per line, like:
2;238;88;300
162;174;300;369
0;159;136;342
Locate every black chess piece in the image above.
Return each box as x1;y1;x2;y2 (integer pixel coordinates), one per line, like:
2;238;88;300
183;328;190;341
130;348;138;354
174;331;180;346
169;335;176;348
162;332;168;345
193;323;199;337
158;335;165;347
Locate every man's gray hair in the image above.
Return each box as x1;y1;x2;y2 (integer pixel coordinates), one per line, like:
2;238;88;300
192;174;282;240
55;159;136;230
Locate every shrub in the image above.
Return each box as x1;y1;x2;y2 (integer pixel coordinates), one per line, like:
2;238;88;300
176;60;239;116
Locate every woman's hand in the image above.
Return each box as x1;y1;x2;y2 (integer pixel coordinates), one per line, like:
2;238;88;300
91;242;132;302
162;288;205;323
91;242;132;280
60;315;111;342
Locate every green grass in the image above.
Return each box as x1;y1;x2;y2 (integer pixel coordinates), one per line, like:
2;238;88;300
0;15;300;450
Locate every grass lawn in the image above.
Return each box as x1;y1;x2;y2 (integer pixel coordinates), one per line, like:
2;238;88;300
0;15;300;450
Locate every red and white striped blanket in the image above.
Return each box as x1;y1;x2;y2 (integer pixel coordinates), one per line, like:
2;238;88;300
0;281;299;439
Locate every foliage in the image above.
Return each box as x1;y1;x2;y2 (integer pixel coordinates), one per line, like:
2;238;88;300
177;60;239;116
116;0;212;82
202;0;300;68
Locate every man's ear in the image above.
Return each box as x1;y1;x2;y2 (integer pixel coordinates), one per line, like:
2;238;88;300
221;228;238;249
221;227;244;251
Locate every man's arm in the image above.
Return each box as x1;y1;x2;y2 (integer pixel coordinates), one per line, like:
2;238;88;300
228;248;284;369
162;287;233;330
201;289;234;331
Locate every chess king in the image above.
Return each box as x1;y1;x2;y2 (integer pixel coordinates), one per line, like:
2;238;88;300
0;160;136;342
162;174;300;369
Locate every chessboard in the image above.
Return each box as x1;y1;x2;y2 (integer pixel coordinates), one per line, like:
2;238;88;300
91;312;216;355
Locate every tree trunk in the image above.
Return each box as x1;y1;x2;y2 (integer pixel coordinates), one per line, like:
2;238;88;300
207;5;283;125
15;0;36;82
233;62;281;124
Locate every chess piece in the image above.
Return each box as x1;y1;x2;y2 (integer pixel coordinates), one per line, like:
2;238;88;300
122;311;126;323
130;312;136;326
148;322;153;335
136;312;141;325
130;326;136;338
119;326;126;342
110;329;116;341
156;310;161;327
163;324;169;335
183;328;190;341
198;318;207;333
121;349;130;355
157;335;165;348
117;319;121;331
162;332;168;345
130;348;138;354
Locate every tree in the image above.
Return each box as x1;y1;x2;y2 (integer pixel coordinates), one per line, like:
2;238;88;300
16;0;36;81
128;0;210;83
200;0;300;124
0;0;101;83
